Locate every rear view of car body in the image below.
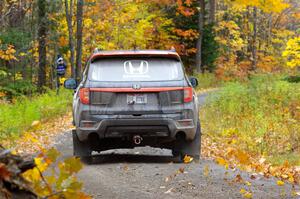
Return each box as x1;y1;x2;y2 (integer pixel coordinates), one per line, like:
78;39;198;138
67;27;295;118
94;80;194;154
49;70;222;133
71;50;200;160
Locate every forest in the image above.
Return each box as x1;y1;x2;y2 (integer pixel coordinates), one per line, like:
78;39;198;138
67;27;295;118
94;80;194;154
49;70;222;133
0;0;299;96
0;0;300;198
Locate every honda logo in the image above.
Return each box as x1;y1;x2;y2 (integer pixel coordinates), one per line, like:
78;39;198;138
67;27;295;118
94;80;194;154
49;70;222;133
124;60;149;75
132;84;141;90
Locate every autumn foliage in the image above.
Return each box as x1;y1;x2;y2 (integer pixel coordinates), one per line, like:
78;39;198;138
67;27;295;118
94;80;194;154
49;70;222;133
0;0;299;197
0;145;89;199
201;75;300;186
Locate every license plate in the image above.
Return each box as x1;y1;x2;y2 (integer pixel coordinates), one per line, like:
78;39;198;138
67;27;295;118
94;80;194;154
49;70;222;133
127;94;147;104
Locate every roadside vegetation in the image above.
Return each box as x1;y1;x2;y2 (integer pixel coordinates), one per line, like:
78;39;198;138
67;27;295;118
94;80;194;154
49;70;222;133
0;89;72;141
0;0;299;197
200;74;300;183
194;73;222;91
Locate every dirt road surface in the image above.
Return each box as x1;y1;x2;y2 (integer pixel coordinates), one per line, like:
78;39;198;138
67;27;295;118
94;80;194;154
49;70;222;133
54;93;299;199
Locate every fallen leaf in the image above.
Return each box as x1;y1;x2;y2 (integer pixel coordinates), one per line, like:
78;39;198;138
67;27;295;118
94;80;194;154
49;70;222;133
165;177;170;182
203;165;210;177
183;155;193;163
240;188;246;194
288;176;295;183
216;157;227;167
281;174;288;179
235;150;251;165
244;192;252;198
293;191;300;196
245;181;251;186
178;167;185;174
250;174;256;180
31;120;41;129
277;180;285;186
122;165;129;172
259;157;266;164
164;188;174;194
234;174;243;183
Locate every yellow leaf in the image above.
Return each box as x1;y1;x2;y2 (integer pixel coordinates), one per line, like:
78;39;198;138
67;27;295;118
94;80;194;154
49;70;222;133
203;165;210;177
45;148;61;164
277;180;285;186
10;150;17;155
235;150;251;165
77;192;92;199
34;157;48;172
288;176;295;183
183;155;193;164
22;167;41;182
240;188;246;194
31;120;41;129
216;157;228;167
291;190;300;196
245;181;251;186
62;157;83;174
244;192;252;198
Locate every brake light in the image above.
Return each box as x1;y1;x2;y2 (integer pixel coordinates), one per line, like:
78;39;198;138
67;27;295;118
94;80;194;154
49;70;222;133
79;88;90;104
184;87;193;103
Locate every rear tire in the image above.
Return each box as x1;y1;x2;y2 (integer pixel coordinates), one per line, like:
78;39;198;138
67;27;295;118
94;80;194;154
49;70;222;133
72;130;93;164
172;121;201;163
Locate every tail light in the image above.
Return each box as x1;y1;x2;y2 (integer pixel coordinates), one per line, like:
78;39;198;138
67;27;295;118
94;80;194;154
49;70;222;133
79;88;90;104
184;87;193;103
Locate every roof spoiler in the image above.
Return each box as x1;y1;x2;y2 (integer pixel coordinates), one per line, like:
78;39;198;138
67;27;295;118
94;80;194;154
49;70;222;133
90;51;181;63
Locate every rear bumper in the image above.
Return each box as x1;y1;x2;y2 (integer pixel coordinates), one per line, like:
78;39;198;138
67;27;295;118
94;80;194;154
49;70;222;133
76;118;197;142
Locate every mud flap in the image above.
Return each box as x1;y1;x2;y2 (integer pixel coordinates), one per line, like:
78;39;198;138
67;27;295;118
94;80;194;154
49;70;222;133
173;121;201;162
72;130;92;157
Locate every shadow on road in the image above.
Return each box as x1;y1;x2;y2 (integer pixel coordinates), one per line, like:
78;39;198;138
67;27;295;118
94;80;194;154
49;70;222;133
87;154;182;165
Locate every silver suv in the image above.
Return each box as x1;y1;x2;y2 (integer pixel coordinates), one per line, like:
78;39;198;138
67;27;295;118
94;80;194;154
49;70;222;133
64;50;201;163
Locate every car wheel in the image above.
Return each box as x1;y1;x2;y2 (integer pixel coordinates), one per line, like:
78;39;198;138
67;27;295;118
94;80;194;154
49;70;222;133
172;150;185;162
172;121;201;162
72;130;93;164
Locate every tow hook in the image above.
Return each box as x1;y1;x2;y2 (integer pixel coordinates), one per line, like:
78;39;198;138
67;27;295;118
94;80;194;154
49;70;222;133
133;135;143;145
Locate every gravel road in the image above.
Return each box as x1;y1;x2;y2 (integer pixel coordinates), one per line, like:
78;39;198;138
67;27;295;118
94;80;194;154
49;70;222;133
54;93;299;199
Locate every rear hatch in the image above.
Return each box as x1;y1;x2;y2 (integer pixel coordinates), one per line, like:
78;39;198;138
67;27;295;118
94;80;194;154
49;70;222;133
82;57;190;116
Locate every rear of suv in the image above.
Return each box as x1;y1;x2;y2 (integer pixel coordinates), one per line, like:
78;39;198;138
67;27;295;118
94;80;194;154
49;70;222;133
64;50;201;163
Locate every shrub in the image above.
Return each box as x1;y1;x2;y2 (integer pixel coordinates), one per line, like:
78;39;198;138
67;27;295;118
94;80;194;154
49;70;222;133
194;73;222;90
201;74;300;165
0;80;37;98
0;89;72;140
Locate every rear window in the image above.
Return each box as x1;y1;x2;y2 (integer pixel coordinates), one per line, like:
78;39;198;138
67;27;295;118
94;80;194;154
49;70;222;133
89;58;184;82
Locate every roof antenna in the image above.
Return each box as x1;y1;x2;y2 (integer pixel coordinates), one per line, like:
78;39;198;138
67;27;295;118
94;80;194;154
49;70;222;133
170;46;176;52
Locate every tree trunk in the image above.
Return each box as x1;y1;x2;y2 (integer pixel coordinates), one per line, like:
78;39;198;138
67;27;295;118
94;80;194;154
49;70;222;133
209;0;216;24
65;0;75;78
196;0;205;73
75;0;84;82
37;0;47;92
251;6;257;71
266;14;272;53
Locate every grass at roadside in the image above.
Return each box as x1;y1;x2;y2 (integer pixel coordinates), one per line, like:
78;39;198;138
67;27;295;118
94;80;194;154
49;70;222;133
200;74;300;179
194;73;222;91
200;75;300;183
0;89;73;141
